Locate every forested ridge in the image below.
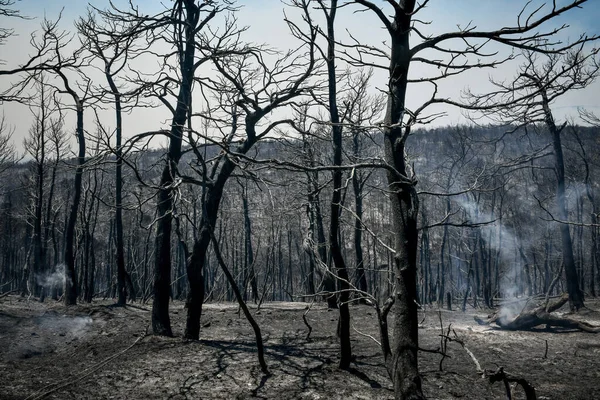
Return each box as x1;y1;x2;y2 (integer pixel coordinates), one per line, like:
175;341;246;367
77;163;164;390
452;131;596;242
2;124;599;308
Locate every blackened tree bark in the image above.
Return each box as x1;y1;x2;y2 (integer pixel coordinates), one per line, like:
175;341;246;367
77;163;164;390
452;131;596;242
153;2;202;336
184;1;317;339
43;118;65;300
112;63;128;306
301;132;318;297
62;76;86;306
2;20;87;302
350;1;591;398
352;2;422;397
317;0;351;369
339;71;382;302
309;164;336;307
438;177;452;307
97;0;222;335
184;156;238;339
96;0;233;335
1;17;91;306
80;158;103;303
240;182;258;303
543;97;585;309
184;99;316;340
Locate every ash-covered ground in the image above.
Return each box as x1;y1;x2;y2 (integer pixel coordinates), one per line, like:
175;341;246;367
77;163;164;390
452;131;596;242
1;295;600;399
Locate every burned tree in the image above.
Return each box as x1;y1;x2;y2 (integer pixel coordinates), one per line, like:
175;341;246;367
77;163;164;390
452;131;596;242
476;293;600;333
147;0;222;337
347;1;596;398
0;13;91;305
340;70;384;302
315;0;352;369
76;10;142;305
466;46;599;311
183;0;318;339
96;0;234;335
21;76;54;299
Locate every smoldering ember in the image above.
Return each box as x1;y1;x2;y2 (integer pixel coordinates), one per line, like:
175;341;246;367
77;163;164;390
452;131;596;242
1;1;600;399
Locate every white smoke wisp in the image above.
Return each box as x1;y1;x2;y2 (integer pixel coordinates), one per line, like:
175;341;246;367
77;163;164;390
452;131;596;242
36;263;66;288
565;182;593;212
37;315;94;340
455;197;525;323
68;316;94;338
497;299;529;325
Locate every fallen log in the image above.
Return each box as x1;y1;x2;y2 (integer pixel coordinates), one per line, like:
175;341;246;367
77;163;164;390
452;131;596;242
475;294;600;333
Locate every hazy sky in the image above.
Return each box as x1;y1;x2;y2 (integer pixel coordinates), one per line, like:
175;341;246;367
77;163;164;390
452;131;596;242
1;0;599;154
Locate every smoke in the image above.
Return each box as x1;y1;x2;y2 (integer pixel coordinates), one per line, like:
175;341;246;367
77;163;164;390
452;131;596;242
12;314;95;359
565;182;593;213
37;314;94;339
455;197;525;323
67;316;94;338
36;263;66;288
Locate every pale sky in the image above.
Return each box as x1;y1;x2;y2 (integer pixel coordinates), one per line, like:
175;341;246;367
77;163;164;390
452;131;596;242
1;0;599;155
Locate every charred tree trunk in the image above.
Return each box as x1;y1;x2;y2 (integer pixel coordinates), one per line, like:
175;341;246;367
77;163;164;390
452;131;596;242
379;3;424;397
184;195;218;340
322;0;352;369
517;74;585;310
152;2;206;336
476;294;600;332
315;188;336;308
109;69;129;306
185;118;258;340
419;207;432;304
32;117;46;301
43;124;61;301
352;132;368;299
241;183;258;303
64;98;84;306
302;135;317;297
438;166;457;307
544;96;584;310
85;166;102;302
346;1;428;395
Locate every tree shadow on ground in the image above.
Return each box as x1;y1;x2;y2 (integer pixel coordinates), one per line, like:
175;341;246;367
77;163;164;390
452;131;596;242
193;337;391;397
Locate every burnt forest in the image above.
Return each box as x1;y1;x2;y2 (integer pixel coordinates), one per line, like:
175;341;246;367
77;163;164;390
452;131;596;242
1;1;600;399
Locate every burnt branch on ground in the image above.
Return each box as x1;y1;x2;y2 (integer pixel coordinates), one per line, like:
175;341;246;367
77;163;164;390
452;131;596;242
474;293;600;333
